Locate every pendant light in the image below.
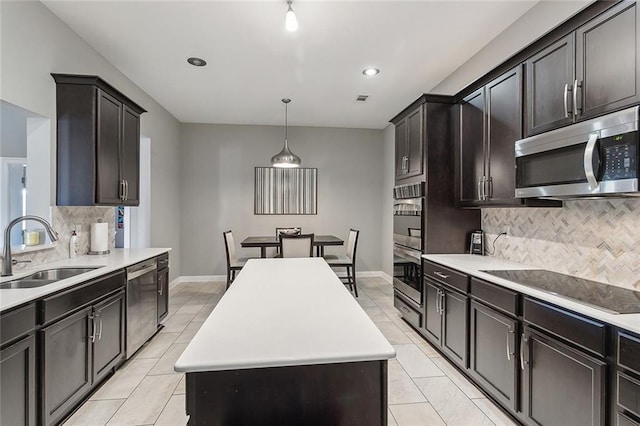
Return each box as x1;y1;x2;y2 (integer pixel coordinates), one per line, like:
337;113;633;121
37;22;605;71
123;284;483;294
285;0;298;32
271;98;301;168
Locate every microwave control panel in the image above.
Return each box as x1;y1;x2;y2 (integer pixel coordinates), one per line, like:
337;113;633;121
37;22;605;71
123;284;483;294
601;131;638;181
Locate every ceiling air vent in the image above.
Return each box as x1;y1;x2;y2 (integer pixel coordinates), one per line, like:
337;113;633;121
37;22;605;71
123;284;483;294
355;95;369;102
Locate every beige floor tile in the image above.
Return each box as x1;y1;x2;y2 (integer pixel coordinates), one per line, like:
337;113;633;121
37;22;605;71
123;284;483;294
63;399;124;426
148;343;189;376
193;304;216;322
175;321;204;344
386;311;413;332
394;345;444;378
174;302;207;316
136;332;179;359
155;394;189;426
387;408;398;426
474;398;518;426
173;375;186;395
376;321;413;345
389;402;446;426
161;313;198;333
431;357;484;399
363;305;391;322
106;374;181;425
406;331;441;358
388;360;427;405
91;358;158;400
414;376;493;426
356;293;377;307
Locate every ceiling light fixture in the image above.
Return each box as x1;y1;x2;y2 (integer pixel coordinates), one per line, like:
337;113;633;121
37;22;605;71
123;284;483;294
187;57;207;67
362;67;380;76
285;0;299;32
271;98;301;168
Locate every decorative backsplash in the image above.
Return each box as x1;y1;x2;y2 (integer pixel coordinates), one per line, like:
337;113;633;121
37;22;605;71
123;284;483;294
482;199;640;291
9;206;115;271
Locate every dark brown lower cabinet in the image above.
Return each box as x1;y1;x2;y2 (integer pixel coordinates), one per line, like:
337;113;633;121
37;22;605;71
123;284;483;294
1;335;36;426
157;267;169;323
423;278;468;368
521;327;606;426
41;307;93;426
469;301;518;411
92;291;125;382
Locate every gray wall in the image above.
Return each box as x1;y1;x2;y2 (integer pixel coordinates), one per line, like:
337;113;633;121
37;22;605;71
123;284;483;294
1;1;183;279
381;124;395;278
179;123;384;276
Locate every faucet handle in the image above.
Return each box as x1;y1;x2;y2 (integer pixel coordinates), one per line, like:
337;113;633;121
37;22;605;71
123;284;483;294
12;259;32;265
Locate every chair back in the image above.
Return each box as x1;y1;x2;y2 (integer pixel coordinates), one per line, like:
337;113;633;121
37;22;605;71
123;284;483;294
280;233;314;258
346;229;359;261
223;230;237;265
276;227;302;237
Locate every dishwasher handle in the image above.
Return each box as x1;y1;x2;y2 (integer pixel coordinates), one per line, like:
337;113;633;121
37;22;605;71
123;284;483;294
127;261;157;281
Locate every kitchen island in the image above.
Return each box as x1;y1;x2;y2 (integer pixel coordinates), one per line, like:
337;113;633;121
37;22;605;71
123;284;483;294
174;258;395;426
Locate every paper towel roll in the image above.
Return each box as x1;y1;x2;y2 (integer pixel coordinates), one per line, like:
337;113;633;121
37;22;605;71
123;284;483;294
90;222;109;253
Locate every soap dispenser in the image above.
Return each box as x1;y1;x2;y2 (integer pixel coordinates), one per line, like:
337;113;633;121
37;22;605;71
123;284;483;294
69;230;79;258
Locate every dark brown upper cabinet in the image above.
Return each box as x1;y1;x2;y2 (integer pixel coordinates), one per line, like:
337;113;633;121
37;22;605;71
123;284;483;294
525;1;639;137
394;104;424;181
52;74;146;206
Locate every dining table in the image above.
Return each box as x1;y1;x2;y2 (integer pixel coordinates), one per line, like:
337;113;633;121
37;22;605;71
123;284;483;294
241;234;344;258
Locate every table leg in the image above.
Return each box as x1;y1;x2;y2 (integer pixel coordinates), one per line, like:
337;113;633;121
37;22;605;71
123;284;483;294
261;247;267;258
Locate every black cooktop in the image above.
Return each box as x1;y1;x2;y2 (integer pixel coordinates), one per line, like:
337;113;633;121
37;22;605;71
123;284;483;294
482;269;640;315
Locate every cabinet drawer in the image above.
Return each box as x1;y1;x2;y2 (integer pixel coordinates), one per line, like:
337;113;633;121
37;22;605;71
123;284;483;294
619;332;640;376
0;304;36;347
470;278;519;316
619;373;640;419
40;270;126;325
618;411;640;426
424;261;468;293
394;296;422;330
157;253;169;271
523;298;606;357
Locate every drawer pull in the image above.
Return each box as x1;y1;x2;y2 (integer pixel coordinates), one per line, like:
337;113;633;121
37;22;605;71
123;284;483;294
434;271;449;280
399;306;410;314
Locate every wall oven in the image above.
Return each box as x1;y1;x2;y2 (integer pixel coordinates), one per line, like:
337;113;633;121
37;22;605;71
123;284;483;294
515;106;639;199
393;182;424;306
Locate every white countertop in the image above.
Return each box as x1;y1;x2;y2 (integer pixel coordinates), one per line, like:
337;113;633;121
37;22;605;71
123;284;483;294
423;254;640;335
174;258;396;373
0;248;170;312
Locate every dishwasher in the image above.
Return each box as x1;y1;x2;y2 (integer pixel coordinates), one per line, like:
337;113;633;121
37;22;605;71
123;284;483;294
126;259;158;358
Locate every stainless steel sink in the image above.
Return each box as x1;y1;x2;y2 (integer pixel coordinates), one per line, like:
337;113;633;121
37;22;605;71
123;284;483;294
0;267;99;289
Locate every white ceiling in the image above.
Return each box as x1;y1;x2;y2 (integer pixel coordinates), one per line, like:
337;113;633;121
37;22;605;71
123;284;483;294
42;0;544;129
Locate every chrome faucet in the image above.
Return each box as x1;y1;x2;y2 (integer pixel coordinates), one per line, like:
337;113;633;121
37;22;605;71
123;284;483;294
2;215;59;277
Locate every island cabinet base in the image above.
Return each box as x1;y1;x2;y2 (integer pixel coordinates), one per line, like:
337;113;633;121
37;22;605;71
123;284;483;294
185;360;388;426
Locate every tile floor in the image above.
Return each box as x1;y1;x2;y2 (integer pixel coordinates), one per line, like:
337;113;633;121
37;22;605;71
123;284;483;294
64;277;517;426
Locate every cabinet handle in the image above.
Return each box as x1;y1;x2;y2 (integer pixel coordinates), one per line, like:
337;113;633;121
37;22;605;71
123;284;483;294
563;83;573;118
573;80;581;117
506;328;515;361
520;333;528;371
88;313;97;343
435;289;441;314
125;180;129;200
97;313;103;341
487;177;493;199
118;180;124;201
440;291;445;315
477;176;483;200
434;271;449;280
158;278;163;295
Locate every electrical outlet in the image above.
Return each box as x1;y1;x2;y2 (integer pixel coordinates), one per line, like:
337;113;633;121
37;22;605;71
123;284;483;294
501;226;510;235
75;224;82;235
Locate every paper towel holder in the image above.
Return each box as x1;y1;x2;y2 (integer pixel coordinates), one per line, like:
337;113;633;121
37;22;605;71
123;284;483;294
88;219;111;255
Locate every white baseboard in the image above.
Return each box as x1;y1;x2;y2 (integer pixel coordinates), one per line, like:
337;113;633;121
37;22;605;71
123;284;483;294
171;271;392;286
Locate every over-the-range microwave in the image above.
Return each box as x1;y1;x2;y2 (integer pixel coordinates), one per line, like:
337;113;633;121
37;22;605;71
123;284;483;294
515;106;639;199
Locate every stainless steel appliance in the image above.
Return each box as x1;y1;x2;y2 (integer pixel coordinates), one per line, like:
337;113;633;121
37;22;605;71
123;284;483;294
515;106;639;199
469;231;484;255
393;182;424;305
126;259;158;358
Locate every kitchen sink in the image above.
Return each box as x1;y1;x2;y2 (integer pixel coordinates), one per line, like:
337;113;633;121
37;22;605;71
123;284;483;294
0;267;99;289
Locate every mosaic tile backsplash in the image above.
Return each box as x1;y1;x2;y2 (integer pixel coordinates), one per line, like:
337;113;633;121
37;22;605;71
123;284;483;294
482;199;640;291
8;206;116;272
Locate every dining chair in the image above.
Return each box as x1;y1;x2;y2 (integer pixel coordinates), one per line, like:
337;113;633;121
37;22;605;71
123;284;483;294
279;233;314;258
275;227;302;256
223;230;255;290
324;229;359;297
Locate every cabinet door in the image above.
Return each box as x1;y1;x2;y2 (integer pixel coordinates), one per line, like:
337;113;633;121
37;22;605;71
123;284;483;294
93;291;125;383
96;89;123;205
395;119;408;179
157;268;169;323
576;2;640;120
441;288;468;368
525;34;575;136
0;335;36;426
459;88;486;204
486;66;522;202
522;327;606;426
469;301;518;411
405;105;424;178
41;307;93;426
121;105;141;206
423;280;442;344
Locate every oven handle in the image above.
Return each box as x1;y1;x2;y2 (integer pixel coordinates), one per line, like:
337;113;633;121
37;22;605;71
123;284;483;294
584;133;600;190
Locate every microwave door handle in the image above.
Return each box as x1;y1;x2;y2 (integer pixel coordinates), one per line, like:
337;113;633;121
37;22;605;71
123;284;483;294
584;133;600;190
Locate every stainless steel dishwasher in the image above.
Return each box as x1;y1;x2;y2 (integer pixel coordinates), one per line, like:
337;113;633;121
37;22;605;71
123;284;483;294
126;259;158;358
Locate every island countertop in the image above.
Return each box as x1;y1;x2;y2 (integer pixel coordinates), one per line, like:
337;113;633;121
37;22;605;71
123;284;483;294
175;258;395;373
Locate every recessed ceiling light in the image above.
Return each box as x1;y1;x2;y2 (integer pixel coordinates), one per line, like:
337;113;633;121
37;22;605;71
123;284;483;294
187;57;207;67
362;67;380;76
